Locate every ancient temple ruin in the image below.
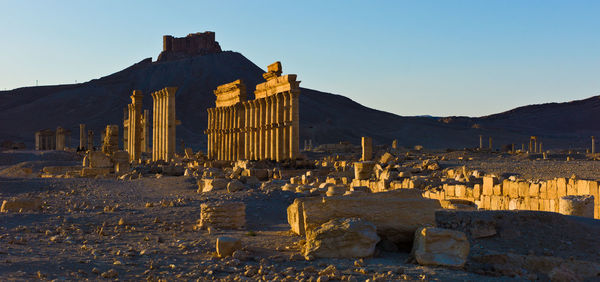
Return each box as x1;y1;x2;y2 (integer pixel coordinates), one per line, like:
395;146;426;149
123;90;150;162
206;62;300;161
35;129;56;150
152;87;178;162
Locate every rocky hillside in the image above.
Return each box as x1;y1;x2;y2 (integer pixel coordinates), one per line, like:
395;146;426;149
0;51;598;151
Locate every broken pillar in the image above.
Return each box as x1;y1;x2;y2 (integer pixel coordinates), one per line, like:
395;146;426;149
361;137;373;161
79;124;86;150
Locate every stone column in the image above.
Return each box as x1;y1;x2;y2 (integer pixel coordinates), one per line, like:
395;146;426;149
592;136;596;154
79;124;86;150
529;138;533;153
233;106;238;160
258;98;265;160
489;137;493;150
539;142;543;153
227;107;232;161
361;136;373;161
143;109;149;153
275;93;283;162
282;92;290;159
290;90;300;159
87;130;94;151
479;135;482;149
265;96;272;160
207;108;212;159
269;95;277;161
152;92;157;161
243;103;250;159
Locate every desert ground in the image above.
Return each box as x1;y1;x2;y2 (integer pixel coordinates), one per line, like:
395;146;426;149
1;148;599;281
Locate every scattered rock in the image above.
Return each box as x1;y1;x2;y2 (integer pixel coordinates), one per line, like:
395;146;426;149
412;227;469;267
305;218;380;258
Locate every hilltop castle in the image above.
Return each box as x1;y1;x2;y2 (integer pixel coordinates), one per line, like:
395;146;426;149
157;32;222;61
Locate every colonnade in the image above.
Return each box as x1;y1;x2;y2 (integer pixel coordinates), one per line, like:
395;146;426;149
207;91;299;161
152;87;177;162
206;62;300;162
124;90;144;161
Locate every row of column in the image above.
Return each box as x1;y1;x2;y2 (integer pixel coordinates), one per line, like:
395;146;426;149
152;87;177;162
126;91;144;162
207;91;299;161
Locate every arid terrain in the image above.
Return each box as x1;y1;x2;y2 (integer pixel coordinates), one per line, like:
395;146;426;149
1;148;599;281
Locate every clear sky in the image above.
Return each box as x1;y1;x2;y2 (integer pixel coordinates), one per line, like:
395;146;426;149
1;0;599;117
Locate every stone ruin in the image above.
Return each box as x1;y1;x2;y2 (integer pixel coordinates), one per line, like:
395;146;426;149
35;127;71;150
157;32;222;61
123;90;150;162
206;62;300;161
151;87;179;162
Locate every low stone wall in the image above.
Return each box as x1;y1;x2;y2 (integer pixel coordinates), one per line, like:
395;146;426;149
424;176;599;219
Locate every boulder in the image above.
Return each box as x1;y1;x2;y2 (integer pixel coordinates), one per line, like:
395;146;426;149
197;202;245;230
216;236;242;257
1;197;42;212
80;167;110;177
325;185;347;197
305;218;380;258
288;190;441;243
412;227;469;267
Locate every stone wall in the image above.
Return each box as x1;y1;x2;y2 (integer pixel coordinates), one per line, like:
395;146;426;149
423;176;599;219
158;32;222;61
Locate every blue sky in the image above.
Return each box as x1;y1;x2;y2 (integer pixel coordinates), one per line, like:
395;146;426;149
1;0;599;117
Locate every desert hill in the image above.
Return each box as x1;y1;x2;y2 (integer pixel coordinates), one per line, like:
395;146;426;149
0;50;598;151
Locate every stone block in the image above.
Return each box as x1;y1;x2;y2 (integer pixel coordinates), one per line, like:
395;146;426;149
353;161;375;180
88;151;112;168
197;202;245;230
556;178;567;197
518;181;529;197
227;180;245;193
288;190;441;243
216;236;241;257
80;167;110;177
546;180;556;199
490;195;503;210
198;178;228;193
529;183;540;197
1;197;42;212
455;185;466;198
567;179;577;196
412;227;469;268
482;176;498;195
305;218;380;258
473;184;482;199
577;180;591;195
559;195;594;218
439;199;477;210
508;181;519;198
378;152;394;164
493;184;502;196
444;184;455;197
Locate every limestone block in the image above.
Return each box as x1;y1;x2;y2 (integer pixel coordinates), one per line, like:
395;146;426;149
482;176;497;195
198;178;229;193
544;180;554;199
473;184;482;199
216;236;241;257
412;227;469;268
556;178;567;197
518;181;529;197
529;183;540;197
287;198;308;235
42;166;82;176
493;184;502;196
481;195;491;209
198;202;245;230
292;190;441;243
439;199;477;210
567;179;577;196
111;151;129;164
88;151;112;168
326;186;347;197
80;167;110;177
455;185;466;198
490;195;503;210
227;180;245;193
304;218;380;258
559;195;594;218
353;161;375;180
444;184;455;197
577;180;591;195
1;197;42;212
528;197;539;211
378;152;394;164
508;181;518;198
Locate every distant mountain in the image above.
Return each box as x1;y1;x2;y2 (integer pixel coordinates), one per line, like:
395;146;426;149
1;51;598;151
